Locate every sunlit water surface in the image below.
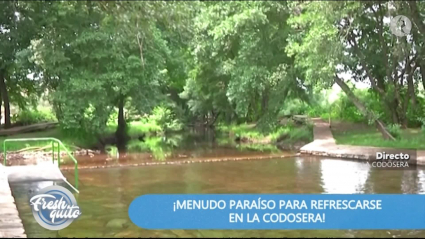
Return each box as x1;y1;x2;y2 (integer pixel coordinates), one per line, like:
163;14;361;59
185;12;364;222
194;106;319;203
10;156;425;238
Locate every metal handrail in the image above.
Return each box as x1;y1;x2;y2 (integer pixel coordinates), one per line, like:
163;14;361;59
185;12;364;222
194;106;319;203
3;137;79;193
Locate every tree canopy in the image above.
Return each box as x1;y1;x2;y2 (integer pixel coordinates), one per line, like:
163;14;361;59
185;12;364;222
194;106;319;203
1;1;425;148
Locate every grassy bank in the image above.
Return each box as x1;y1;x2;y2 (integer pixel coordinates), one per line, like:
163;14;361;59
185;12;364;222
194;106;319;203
1;119;314;159
0;128;97;152
217;122;314;147
331;122;425;150
0;120;160;152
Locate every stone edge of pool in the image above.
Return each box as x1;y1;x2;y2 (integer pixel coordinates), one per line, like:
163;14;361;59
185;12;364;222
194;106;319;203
299;118;425;166
60;154;299;171
0;165;27;238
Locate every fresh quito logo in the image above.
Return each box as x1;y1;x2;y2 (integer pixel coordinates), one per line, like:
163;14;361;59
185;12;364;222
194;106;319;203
29;185;82;230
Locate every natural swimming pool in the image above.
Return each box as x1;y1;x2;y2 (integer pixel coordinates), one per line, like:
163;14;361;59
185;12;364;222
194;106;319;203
9;155;425;238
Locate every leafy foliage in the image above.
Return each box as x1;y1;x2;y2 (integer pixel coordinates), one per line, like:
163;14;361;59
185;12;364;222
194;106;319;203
181;2;308;126
149;106;183;134
12;108;56;125
387;124;402;139
2;1;425;149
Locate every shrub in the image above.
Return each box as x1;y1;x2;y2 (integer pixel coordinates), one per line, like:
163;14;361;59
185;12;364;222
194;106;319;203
149;106;183;134
105;145;119;159
387;124;402;139
278;99;309;116
289;126;313;142
418;117;425;135
126;136;182;161
127;120;162;137
12;109;56;125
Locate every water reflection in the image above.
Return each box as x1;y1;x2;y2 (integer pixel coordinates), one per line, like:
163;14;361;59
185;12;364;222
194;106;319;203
11;180;58;198
400;170;419;194
320;159;370;194
127;134;185;160
416;169;425;194
10;157;425;238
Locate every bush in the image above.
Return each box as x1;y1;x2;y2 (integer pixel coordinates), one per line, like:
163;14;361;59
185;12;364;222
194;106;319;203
12;109;56;125
270;124;313;143
217;123;262;139
105;145;119;159
127;136;183;160
278;99;309;116
387;124;402;139
127;120;162;137
289;126;313;142
149;106;183;134
418;117;425;135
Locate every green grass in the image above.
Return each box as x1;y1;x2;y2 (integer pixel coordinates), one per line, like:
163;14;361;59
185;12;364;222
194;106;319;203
333;127;425;150
106;120;162;137
285;126;314;143
217;122;313;145
0;128;98;152
217;123;263;139
1;119;169;153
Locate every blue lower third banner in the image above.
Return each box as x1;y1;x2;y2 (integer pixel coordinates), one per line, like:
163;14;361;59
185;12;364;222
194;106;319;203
128;194;425;230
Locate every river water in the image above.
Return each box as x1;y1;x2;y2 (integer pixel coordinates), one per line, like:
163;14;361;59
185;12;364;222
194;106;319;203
10;154;425;238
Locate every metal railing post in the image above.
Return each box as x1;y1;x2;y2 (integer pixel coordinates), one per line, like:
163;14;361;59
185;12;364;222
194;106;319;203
75;164;79;189
52;141;55;164
3;141;6;166
57;142;61;168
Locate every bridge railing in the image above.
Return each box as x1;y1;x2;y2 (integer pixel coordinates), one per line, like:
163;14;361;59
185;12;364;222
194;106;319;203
3;137;79;193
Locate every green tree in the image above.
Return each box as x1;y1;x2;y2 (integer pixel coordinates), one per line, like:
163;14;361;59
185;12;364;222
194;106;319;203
287;1;425;139
181;1;308;129
31;1;195;151
0;1;44;128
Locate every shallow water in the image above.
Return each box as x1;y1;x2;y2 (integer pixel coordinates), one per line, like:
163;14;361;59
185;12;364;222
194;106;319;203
10;156;425;238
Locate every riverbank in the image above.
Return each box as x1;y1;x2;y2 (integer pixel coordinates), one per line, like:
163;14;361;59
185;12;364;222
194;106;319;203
1;119;313;166
216;122;313;151
300;119;425;165
331;121;425;150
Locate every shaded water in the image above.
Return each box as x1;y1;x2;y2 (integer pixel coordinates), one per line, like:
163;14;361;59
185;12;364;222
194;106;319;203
60;131;287;170
10;156;425;238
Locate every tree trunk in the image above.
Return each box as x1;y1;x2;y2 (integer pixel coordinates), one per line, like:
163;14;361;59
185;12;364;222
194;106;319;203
405;59;417;110
0;88;2;127
401;92;410;128
421;66;425;95
0;69;11;128
206;111;220;128
392;79;404;125
115;95;128;153
390;104;399;125
261;89;269;115
334;76;395;140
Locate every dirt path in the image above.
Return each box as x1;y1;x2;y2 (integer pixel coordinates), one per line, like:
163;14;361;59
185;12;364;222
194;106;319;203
300;118;425;165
